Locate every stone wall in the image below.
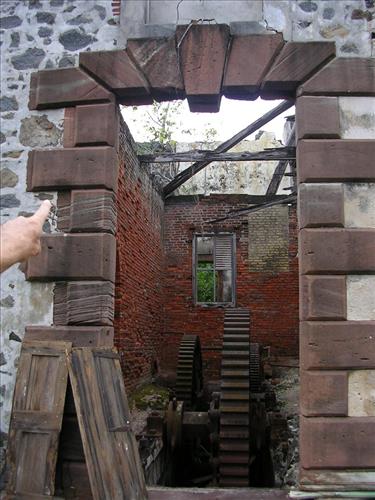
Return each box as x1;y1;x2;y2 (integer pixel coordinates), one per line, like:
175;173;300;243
0;0;123;478
121;0;374;57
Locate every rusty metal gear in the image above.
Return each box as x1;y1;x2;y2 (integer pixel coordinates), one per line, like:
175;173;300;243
219;309;251;487
175;335;203;411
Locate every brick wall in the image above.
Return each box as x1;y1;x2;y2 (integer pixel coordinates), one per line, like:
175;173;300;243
162;195;299;382
114;118;165;391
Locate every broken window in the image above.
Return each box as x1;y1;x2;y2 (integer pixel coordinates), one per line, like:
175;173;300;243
194;234;235;305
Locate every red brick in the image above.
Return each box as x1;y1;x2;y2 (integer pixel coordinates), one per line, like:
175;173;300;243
298;140;375;183
300;370;348;416
300;228;375;274
300;276;346;320
298;183;344;228
296;96;340;139
300;416;375;469
300;321;375;370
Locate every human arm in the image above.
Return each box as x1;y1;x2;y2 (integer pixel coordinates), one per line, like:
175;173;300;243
0;200;52;273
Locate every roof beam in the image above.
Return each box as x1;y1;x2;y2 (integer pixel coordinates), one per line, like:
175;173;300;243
139;146;295;164
163;99;294;197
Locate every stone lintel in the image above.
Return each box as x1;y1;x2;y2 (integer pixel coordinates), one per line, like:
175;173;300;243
298;58;375;96
29;67;114;110
223;33;284;100
177;24;230;112
261;42;335;99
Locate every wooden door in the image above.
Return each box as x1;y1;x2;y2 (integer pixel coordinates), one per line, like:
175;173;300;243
6;341;71;497
68;348;148;500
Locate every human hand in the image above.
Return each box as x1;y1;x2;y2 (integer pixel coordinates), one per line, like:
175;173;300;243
0;200;52;273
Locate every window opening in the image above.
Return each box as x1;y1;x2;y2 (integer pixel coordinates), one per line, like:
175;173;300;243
194;233;235;305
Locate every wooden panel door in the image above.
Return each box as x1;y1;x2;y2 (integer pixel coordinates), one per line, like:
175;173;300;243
68;348;148;500
7;341;71;497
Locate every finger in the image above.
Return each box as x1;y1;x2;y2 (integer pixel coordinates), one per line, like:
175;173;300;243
30;200;52;228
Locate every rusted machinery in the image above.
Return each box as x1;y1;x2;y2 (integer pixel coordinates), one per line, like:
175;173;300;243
144;309;274;488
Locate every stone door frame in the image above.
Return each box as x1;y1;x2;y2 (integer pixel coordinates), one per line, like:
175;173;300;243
24;26;375;490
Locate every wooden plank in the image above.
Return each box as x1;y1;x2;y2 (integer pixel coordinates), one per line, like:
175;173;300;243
7;341;71;498
163;100;294;197
68;348;148;500
139;147;296;164
25;326;114;348
266;125;295;196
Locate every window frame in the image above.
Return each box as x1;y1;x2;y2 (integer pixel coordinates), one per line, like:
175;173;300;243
192;232;236;306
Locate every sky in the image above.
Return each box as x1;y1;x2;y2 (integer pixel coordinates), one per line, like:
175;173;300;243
121;97;295;145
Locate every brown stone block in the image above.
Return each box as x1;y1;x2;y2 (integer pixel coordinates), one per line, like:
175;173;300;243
79;49;152;105
126;37;184;101
74;103;118;147
297;140;375;183
26;234;116;281
29;68;114;110
300;468;375;490
300;321;375;370
296;96;340;139
300;370;348;416
177;24;230;112
223;34;284;100
300;416;375;469
261;42;335;98
300;228;375;274
25;325;114;347
298;183;344;228
298;57;375;96
57;190;117;234
27;147;118;192
300;276;346;320
53;281;114;326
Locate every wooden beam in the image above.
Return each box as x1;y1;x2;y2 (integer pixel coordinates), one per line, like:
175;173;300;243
139;146;296;164
207;193;297;224
266;124;295;196
163;100;294;197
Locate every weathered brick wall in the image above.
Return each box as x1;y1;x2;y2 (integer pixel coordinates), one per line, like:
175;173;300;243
162;195;299;382
114;118;165;392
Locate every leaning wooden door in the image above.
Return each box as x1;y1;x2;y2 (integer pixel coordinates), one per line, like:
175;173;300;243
7;340;71;497
68;348;148;500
